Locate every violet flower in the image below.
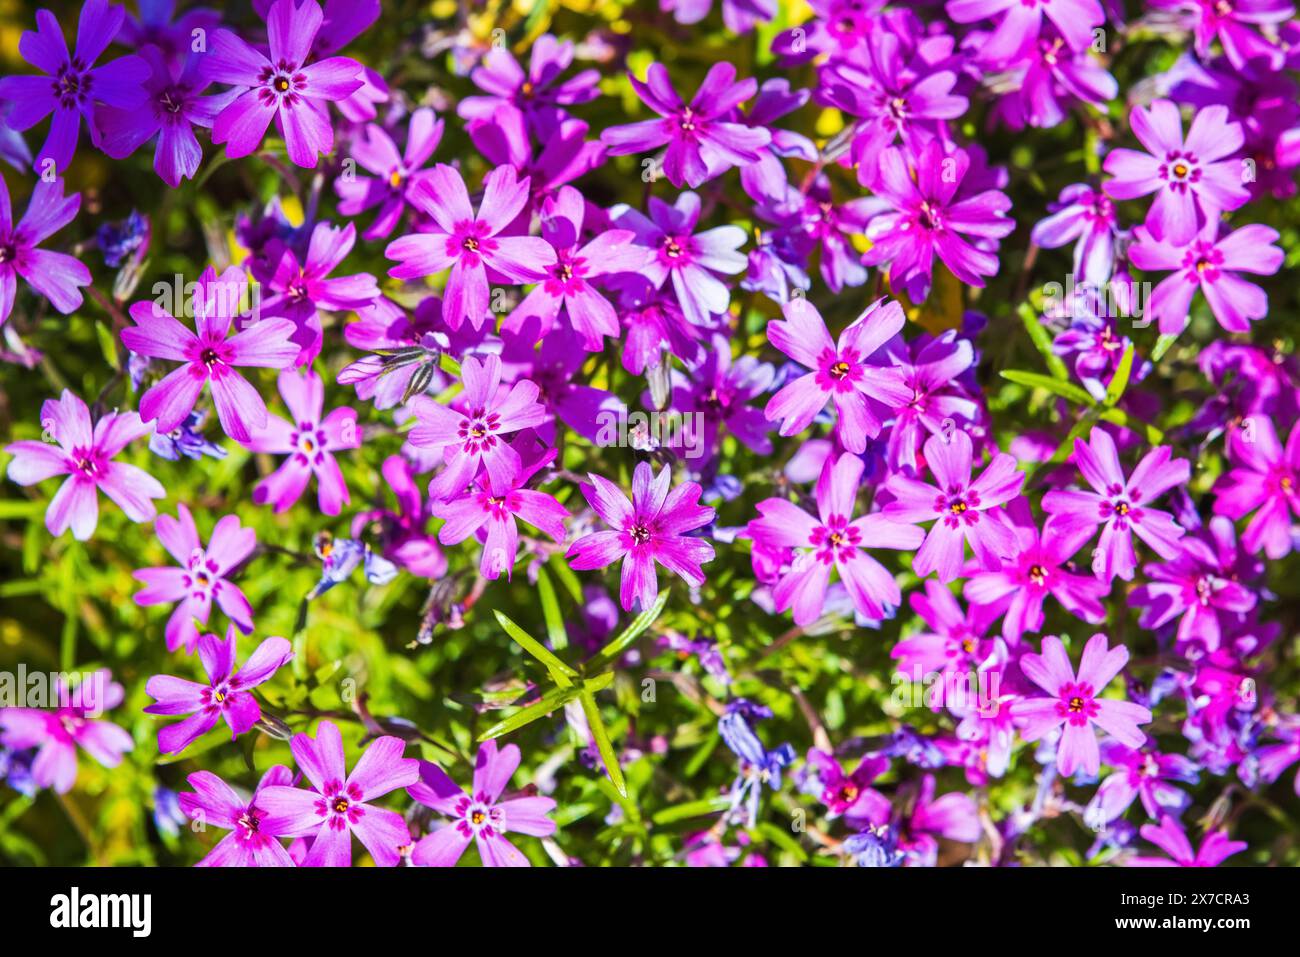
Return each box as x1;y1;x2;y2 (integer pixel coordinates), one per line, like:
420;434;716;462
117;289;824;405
1041;427;1189;582
122;265;300;443
1147;0;1291;71
335;107;444;240
600;62;770;189
946;0;1105;65
0;0;149;171
243;369;362;516
458;33;600;140
567;461;716;611
1211;416;1299;559
1128;815;1247;867
670;334;775;457
408;740;557;867
0;175;91;325
1031;183;1119;286
178;765;297;867
1083;742;1199;828
748;452;924;626
133;504;257;653
6;390;164;540
256;720;419;867
145;627;293;754
1010;633;1152;777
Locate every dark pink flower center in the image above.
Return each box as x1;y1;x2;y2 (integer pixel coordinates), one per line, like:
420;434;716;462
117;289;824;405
1055;682;1099;726
814;347;863;393
809;516;861;563
316;781;364;830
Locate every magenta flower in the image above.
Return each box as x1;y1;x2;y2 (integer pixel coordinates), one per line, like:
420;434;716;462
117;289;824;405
430;444;569;580
1128;222;1283;335
1212;416;1300;559
567;461;716;611
0;0;149;171
804;749;891;828
335;107;444;240
256;720;420;867
1010;633;1152;777
1147;0;1292;71
963;498;1108;643
671;335;775;457
1042;427;1189;582
1030;183;1119;286
409;740;557;867
763;297;911;455
862;142;1015;300
609;192;748;327
503;185;651;350
133;504;257;653
1103;100;1249;246
946;0;1105;64
260;221;381;365
145;626;293;754
0;176;91;325
891;579;1001;680
600;61;771;189
205;0;365;167
352;455;447;578
122;266;299;443
243;369;362;516
882;430;1024;583
748;452;924;626
178;765;298;867
95;46;234;187
1128;815;1247;867
0;670;133;794
408;353;548;502
881;331;979;471
1085;742;1199;827
6;390;164;540
386;164;556;330
457;33;600;140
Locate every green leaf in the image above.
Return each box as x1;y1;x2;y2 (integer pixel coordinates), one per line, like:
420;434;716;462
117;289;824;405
650;794;732;825
535;565;567;652
588;589;670;672
1000;369;1095;407
493;610;577;684
1103;343;1135;408
1016;302;1070;380
1151;332;1179;363
580;691;627;798
438;352;462;377
476;685;582;741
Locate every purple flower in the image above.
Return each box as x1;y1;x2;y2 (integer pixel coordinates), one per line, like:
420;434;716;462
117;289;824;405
0;0;149;171
458;34;600;140
145;627;292;754
754;175;872;293
567;461;716;611
1010;633;1152;777
803;749;891;827
503;185;651;350
996;29;1118;129
430;442;569;580
0;670;132;794
748;452;924;626
0;176;91;325
408;353;548;502
256;720;419;867
205;0;365;167
386;164;556;330
178;765;298;867
964;497;1108;643
1148;0;1292;71
1212;416;1299;559
1042;427;1190;582
352;455;447;578
1128;814;1247;867
662;0;777;33
719;704;796;827
133;504;257;653
119;1;220;71
95;46;234;187
335;107;444;240
261;221;380;365
1128;222;1283;335
600;62;771;188
243;369;361;515
408;740;556;867
609;191;748;327
338;296;458;411
1084;742;1199;828
1031;183;1119;286
862;142;1015;300
946;0;1105;65
122;266;299;443
1256;719;1300;795
901;774;981;866
1104;100;1250;246
671;335;775;457
881;330;979;471
763;297;911;454
6;390;164;540
882;430;1024;582
891;578;1000;679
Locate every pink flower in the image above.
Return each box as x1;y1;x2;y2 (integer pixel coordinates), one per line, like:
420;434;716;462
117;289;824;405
144;626;292;754
244;369;361;515
122;265;299;443
567;461;715;611
882;430;1024;582
256;719;420;867
133;504;257;653
1128;814;1247;867
1010;633;1152;777
178;765;299;867
763;297;912;454
408;740;556;867
5;390;164;540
